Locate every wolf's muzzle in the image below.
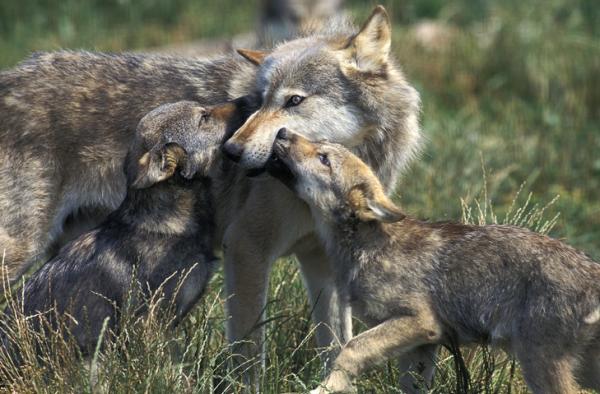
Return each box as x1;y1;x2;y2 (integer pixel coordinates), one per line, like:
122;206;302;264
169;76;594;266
222;141;243;162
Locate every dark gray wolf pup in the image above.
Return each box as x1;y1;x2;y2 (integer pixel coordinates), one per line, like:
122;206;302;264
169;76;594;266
3;99;249;354
267;130;600;394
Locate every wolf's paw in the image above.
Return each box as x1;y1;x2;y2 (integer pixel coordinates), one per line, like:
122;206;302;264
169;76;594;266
180;159;198;179
311;369;356;393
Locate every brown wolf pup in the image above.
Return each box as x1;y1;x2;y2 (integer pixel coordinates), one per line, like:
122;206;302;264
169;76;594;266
267;129;600;394
2;99;245;355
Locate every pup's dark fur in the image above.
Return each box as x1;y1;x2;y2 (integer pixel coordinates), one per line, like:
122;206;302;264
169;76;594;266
2;99;249;354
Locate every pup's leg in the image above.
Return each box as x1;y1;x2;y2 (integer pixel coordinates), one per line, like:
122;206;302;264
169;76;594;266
295;241;353;369
312;312;442;394
516;346;578;394
397;344;439;393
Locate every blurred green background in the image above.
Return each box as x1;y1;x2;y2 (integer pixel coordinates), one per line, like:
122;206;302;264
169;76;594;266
0;0;598;261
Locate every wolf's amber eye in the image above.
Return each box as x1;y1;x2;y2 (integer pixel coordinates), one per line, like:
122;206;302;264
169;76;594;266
318;153;330;168
285;95;305;108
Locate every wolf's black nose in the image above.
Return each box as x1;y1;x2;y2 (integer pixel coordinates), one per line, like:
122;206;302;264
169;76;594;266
222;141;243;162
276;127;288;140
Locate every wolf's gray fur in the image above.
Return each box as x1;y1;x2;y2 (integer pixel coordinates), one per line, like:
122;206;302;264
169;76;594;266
268;132;600;394
2;99;249;355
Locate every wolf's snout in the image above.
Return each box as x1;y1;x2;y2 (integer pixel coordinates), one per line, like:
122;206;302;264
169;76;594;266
276;127;288;140
222;141;243;162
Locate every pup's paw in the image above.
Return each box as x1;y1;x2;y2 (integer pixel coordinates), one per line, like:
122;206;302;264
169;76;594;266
311;370;356;393
180;158;198;179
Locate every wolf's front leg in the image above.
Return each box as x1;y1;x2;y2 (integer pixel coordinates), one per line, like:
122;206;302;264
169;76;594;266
312;313;443;394
223;223;275;390
398;344;439;393
221;183;313;391
295;240;353;369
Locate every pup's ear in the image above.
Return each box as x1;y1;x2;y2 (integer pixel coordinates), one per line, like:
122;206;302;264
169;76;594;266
130;143;187;189
347;5;391;72
348;184;405;223
236;49;268;66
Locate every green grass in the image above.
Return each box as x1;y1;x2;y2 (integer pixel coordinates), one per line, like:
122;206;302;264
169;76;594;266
0;0;599;392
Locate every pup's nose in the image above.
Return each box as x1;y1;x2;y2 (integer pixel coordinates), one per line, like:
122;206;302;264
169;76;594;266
276;127;288;140
222;141;243;162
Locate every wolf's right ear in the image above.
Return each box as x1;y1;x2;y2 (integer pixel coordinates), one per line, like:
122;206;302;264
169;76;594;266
237;49;268;66
130;143;187;189
349;184;405;223
346;5;391;72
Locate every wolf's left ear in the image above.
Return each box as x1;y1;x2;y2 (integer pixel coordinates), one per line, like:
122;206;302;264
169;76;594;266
237;49;268;66
347;5;391;72
349;184;405;223
130;143;187;189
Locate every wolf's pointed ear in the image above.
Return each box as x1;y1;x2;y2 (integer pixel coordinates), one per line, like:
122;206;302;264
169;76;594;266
349;184;405;223
365;196;405;223
237;49;268;66
130;143;186;189
348;5;391;72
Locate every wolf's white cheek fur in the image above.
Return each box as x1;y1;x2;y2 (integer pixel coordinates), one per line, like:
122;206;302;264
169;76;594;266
292;98;365;147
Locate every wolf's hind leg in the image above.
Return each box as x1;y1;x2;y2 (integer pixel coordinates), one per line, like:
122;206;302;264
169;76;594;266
517;346;579;394
313;311;443;394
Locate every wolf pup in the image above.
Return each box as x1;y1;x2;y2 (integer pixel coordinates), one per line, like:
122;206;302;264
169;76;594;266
2;99;244;354
267;129;600;394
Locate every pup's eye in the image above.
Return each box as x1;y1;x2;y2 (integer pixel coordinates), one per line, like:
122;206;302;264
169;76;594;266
285;95;304;108
318;153;330;168
200;113;210;123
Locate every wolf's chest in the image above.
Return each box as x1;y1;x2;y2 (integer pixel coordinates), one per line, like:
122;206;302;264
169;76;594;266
347;264;414;323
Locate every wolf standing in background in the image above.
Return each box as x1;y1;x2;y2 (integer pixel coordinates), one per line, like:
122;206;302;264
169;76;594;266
258;0;345;46
2;99;247;354
0;6;429;391
267;130;600;394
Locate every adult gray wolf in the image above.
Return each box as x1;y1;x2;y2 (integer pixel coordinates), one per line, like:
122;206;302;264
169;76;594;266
2;99;246;356
267;130;600;394
0;6;427;390
222;5;428;389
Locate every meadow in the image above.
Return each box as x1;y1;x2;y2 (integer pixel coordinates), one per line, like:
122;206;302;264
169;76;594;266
0;0;598;392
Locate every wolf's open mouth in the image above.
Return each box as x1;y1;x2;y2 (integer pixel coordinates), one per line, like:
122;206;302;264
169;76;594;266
265;152;295;188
